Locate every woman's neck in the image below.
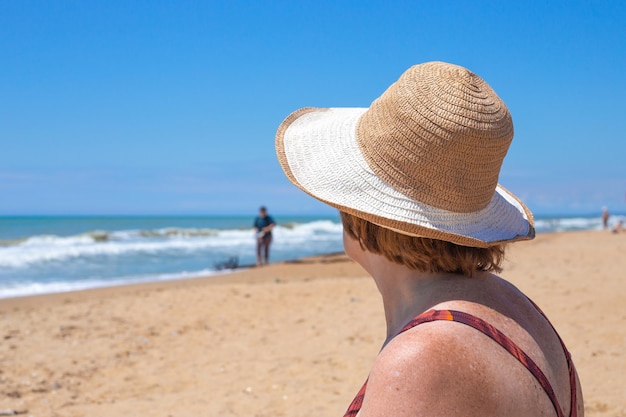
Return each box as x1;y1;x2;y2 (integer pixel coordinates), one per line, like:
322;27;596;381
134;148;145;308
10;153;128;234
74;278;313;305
359;252;472;343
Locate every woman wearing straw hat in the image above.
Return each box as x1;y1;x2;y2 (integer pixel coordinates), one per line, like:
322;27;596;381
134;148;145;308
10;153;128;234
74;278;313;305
275;62;583;417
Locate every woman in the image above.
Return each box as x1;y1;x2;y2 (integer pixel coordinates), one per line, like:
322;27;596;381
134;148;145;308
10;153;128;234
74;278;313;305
275;62;583;416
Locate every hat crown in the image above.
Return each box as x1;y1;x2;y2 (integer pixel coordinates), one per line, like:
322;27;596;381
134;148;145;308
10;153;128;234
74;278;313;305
356;61;514;213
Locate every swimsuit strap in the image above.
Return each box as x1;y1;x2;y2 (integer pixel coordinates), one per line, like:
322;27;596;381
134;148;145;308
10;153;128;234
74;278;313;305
523;298;578;417
343;379;367;417
344;308;574;417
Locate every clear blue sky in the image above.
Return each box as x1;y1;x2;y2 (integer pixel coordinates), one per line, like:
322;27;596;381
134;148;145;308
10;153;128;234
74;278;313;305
1;0;624;216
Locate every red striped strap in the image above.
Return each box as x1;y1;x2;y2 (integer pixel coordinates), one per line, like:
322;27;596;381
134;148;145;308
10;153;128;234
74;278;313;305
343;379;367;417
524;298;578;417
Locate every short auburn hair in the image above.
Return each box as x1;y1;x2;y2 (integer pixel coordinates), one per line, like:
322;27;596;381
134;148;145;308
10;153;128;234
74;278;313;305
340;211;505;277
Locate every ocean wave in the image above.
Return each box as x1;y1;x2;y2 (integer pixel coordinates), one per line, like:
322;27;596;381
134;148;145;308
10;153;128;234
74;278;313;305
0;221;343;268
137;228;220;238
2;215;609;272
0;237;27;247
0;268;223;299
534;216;604;233
0;215;614;299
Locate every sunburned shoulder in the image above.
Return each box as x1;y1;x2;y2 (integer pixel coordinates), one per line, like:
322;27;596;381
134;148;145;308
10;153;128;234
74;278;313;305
357;320;550;417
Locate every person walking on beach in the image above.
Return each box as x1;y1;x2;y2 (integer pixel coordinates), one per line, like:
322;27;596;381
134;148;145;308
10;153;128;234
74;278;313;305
253;206;275;266
275;61;583;416
602;206;610;230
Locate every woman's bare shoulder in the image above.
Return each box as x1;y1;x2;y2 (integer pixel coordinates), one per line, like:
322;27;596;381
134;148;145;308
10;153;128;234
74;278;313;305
357;320;553;417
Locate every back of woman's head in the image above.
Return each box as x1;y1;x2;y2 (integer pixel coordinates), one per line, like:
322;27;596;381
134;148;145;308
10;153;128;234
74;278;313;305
340;211;505;277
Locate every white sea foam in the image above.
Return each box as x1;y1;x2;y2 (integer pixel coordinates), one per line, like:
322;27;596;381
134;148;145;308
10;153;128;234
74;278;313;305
0;222;343;268
0;268;223;299
0;215;613;299
534;216;604;233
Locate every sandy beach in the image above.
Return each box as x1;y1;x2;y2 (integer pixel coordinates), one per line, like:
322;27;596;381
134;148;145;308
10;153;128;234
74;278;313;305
1;230;624;417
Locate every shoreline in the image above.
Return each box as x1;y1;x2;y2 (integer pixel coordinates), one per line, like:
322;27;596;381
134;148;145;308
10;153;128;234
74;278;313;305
0;252;360;309
1;230;625;416
0;250;348;303
0;228;616;303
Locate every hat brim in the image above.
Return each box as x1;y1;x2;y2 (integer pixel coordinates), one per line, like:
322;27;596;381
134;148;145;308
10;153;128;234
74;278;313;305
276;107;535;248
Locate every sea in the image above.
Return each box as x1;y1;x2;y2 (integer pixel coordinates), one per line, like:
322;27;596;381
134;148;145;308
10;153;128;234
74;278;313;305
0;213;620;299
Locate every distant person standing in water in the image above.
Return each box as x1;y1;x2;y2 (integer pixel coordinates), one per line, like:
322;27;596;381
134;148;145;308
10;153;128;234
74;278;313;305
253;206;275;266
602;207;610;230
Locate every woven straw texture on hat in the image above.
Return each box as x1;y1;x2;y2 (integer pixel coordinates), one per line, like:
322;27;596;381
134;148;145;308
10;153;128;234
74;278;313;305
275;62;534;247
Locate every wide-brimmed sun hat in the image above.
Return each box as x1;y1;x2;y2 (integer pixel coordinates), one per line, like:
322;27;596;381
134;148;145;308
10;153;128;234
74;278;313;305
275;61;534;247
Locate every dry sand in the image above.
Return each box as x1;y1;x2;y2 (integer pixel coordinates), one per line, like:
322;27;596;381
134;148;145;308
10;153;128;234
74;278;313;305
1;230;624;417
